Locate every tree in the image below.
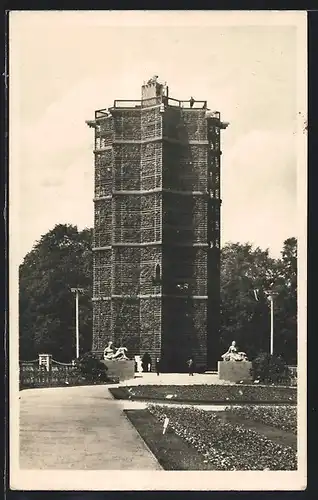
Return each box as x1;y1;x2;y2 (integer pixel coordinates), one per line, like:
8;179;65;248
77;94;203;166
219;239;297;365
271;238;297;364
19;224;93;362
220;242;280;359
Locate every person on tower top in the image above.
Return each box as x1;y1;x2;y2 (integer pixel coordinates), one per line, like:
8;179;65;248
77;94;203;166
190;96;195;108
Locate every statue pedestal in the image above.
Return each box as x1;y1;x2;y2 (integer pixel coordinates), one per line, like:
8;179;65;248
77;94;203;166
101;359;135;382
218;361;253;383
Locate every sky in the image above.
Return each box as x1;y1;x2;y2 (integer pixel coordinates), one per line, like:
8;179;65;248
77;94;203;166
10;11;307;263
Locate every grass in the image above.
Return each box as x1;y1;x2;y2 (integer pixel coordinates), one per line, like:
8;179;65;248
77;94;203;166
124;409;215;470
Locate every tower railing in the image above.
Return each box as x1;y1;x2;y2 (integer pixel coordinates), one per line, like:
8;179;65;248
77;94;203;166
95;97;208;115
113;100;143;108
113;97;163;108
181;100;207;109
95;109;110;119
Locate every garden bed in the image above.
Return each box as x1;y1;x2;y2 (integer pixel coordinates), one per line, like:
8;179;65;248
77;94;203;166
147;405;297;471
218;411;296;450
225;405;297;435
110;384;296;404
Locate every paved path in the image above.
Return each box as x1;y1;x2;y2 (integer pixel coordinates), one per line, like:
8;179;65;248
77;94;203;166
19;385;162;470
121;372;234;386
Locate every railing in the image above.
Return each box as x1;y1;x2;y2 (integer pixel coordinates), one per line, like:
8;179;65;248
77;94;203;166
95;109;110;119
113;96;162;108
19;358;79;389
207;110;221;119
165;97;208;109
166;97;180;107
113;100;142;108
96;96;208;113
19;363;81;389
181;100;207;109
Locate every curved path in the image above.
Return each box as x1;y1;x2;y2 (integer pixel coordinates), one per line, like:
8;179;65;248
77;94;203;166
19;385;161;470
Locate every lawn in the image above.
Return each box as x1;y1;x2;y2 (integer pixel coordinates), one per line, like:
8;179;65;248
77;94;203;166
125;409;216;470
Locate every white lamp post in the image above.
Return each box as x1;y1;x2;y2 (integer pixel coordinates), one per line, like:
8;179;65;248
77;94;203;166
265;291;277;356
71;288;84;359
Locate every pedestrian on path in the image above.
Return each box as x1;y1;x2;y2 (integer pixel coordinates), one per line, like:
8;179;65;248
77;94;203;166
155;357;161;376
187;357;194;376
142;352;151;372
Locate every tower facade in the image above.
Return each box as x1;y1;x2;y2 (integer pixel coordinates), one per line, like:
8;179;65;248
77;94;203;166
87;77;228;371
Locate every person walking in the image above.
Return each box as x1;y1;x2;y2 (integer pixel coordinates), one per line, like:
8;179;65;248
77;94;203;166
155;357;161;376
187;357;194;376
142;352;151;372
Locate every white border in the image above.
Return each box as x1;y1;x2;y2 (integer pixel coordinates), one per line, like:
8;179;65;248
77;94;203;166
9;10;307;491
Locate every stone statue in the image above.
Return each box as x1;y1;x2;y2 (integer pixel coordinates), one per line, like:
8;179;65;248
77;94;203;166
147;75;159;85
103;341;114;359
103;341;128;361
221;341;248;362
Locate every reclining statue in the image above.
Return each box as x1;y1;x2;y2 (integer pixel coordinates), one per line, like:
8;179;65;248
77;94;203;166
103;341;128;361
221;341;248;362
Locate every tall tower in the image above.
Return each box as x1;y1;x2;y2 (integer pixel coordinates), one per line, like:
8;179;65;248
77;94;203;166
86;77;228;371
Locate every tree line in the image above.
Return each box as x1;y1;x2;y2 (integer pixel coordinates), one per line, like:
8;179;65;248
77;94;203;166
19;224;297;365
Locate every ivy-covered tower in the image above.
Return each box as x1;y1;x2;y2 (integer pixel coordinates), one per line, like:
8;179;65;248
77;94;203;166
86;77;228;371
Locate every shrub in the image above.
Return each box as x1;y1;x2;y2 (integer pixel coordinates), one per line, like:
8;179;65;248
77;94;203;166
75;352;108;383
251;352;290;384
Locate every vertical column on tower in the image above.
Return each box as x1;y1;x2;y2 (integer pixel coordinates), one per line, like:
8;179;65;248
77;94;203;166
161;104;209;371
139;96;163;366
207;113;222;369
92;111;113;357
111;105;142;355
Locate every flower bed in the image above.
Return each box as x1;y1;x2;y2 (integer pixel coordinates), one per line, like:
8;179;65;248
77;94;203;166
225;405;297;434
121;384;296;404
147;405;297;470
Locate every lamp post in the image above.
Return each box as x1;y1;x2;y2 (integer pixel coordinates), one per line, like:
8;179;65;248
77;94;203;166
71;288;84;359
265;291;277;356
